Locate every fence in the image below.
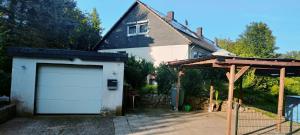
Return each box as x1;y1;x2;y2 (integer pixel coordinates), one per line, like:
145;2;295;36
235;104;300;135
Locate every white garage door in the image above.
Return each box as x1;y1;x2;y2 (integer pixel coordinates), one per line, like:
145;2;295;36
36;64;103;114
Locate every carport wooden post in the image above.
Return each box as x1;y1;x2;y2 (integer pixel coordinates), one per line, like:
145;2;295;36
226;64;236;135
209;80;214;112
238;79;243;105
277;67;285;132
176;70;183;111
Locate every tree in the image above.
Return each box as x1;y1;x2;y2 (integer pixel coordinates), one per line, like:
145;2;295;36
90;8;102;35
0;0;102;50
237;22;277;58
218;22;277;58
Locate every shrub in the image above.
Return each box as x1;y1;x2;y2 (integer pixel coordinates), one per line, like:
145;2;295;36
124;56;154;91
141;84;157;95
156;63;177;95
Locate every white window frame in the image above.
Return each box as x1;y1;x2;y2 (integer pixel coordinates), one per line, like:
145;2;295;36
127;20;149;37
127;25;137;36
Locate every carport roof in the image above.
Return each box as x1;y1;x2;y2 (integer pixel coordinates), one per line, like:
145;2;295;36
7;47;128;62
168;55;300;77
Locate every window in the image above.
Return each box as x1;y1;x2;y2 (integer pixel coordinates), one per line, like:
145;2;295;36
128;25;137;35
139;23;148;33
127;20;149;36
193;52;198;58
192;51;203;59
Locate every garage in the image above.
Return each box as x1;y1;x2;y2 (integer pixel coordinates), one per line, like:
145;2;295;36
36;64;103;114
8;47;127;116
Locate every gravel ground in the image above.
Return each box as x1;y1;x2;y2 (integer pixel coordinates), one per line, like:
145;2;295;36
0;116;114;135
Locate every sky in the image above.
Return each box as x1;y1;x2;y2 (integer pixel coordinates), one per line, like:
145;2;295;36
76;0;300;54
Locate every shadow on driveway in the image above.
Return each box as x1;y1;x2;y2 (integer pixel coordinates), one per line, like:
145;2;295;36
0;116;114;135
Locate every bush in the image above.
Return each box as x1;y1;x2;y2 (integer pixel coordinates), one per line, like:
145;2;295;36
124;56;154;91
156;63;177;95
141;85;157;95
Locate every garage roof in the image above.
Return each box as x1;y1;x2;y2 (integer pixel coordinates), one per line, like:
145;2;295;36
7;47;128;62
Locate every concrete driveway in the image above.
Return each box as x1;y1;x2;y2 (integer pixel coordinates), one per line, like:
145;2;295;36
0;116;114;135
114;109;227;135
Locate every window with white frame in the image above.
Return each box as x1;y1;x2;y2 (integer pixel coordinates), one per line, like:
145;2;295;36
127;20;149;36
192;51;203;58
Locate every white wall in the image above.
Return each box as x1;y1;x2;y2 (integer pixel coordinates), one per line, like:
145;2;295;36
10;57;124;115
98;45;189;66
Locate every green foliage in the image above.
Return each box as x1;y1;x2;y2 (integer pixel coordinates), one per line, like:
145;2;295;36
285;77;300;95
181;69;227;98
141;85;157;95
215;90;219;101
237;22;277;58
280;51;300;60
181;69;204;97
218;22;277;58
124;56;154;91
0;0;102;50
156;63;177;95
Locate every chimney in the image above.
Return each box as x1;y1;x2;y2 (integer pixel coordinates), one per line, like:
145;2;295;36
166;11;174;22
196;27;203;38
215;38;219;45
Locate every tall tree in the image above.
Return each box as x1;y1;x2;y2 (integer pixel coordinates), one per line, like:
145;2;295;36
237;22;277;58
90;8;102;34
218;22;277;58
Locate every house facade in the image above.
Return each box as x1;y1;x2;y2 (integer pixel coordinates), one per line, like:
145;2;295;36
95;1;218;66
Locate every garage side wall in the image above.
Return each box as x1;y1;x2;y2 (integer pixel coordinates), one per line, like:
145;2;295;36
10;57;124;116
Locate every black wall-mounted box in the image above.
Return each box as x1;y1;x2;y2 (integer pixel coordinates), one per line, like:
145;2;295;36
107;79;118;90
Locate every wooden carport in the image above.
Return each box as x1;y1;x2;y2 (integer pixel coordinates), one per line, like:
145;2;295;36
168;55;300;135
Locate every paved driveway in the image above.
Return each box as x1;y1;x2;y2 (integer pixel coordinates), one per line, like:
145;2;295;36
0;116;114;135
0;110;227;135
114;109;227;135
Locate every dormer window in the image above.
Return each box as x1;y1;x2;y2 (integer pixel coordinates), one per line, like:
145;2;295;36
127;20;149;36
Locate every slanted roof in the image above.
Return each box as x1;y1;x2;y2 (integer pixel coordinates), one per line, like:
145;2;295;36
168;55;300;77
7;47;128;62
95;0;218;52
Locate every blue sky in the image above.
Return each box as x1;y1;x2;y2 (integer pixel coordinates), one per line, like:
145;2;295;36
76;0;300;53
